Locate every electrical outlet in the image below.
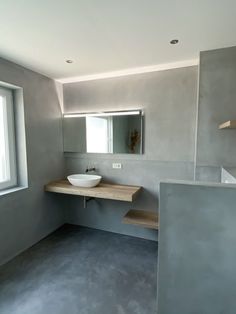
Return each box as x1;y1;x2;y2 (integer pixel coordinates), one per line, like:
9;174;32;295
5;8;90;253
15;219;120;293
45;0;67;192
112;163;122;169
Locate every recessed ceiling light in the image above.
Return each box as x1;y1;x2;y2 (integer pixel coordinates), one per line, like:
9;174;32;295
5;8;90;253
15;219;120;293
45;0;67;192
66;60;73;64
170;39;179;45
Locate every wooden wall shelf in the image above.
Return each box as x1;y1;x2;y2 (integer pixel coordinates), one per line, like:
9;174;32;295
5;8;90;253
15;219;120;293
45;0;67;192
219;120;236;129
123;209;159;230
45;180;141;202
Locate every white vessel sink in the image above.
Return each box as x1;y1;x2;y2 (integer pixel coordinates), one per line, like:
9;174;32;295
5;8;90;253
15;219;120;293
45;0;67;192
67;174;102;188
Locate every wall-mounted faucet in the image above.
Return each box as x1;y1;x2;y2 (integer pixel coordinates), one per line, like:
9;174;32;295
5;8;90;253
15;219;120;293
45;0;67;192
85;166;96;173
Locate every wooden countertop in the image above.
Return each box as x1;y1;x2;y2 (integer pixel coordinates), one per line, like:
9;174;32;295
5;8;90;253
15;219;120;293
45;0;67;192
45;180;141;202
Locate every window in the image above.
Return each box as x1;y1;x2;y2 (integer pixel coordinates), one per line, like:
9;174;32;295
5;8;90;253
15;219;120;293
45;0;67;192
0;87;17;190
86;116;113;153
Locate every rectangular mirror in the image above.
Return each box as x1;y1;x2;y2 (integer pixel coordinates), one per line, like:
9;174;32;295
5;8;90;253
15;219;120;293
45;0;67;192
63;110;143;154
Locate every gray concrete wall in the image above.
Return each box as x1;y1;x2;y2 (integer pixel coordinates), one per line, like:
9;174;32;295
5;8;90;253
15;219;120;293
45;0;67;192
158;181;236;314
0;58;65;265
63;67;198;240
196;46;236;182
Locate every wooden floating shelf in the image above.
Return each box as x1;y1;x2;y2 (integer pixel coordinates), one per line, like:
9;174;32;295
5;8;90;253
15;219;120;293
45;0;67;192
219;120;236;129
123;209;158;230
45;180;141;202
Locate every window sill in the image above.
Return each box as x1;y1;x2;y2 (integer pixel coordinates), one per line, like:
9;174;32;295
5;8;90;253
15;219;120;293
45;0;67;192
0;185;28;197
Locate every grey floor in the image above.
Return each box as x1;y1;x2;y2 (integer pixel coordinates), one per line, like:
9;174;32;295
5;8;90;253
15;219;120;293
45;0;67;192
0;225;158;314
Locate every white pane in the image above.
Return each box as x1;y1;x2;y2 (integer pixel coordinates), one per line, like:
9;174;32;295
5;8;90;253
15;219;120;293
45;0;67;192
0;96;10;183
86;117;109;153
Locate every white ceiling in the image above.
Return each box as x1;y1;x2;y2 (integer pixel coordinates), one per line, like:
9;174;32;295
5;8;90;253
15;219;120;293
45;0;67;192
0;0;236;80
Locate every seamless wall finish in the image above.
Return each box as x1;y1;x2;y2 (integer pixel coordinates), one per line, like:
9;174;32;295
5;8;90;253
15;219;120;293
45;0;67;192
196;46;236;182
0;58;64;265
63;66;198;240
158;181;236;314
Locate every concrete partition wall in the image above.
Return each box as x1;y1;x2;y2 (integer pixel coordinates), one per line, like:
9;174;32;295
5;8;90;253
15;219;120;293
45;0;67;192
158;181;236;314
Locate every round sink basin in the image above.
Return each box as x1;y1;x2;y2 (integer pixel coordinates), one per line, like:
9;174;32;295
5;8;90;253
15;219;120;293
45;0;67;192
67;174;102;188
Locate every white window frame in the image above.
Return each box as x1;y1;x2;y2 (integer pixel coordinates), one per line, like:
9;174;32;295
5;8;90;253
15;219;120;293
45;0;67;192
0;87;17;191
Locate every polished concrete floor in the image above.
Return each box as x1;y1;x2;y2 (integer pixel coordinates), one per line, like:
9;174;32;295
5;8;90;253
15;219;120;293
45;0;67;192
0;225;158;314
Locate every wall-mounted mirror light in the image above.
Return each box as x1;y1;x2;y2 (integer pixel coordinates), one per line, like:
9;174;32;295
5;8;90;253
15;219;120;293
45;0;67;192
63;110;143;154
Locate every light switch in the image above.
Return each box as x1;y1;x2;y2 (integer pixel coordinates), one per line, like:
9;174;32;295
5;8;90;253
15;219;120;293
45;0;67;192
112;163;122;169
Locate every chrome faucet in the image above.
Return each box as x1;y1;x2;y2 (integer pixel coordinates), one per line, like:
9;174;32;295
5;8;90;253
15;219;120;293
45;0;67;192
85;166;96;173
